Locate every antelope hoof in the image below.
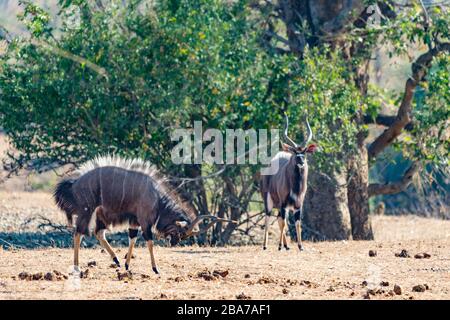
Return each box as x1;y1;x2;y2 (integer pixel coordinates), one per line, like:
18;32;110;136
125;263;129;271
152;267;160;275
263;246;267;250
278;245;282;251
298;244;304;251
113;257;121;267
284;245;290;251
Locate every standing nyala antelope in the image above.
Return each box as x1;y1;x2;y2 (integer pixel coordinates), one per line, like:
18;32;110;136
54;156;231;274
260;115;316;251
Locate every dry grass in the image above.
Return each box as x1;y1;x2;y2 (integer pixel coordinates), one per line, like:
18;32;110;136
0;191;449;300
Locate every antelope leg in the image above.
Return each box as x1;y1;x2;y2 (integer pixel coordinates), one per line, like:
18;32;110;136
294;208;304;251
73;232;82;270
125;227;138;271
282;214;290;250
263;193;273;250
263;214;270;250
146;240;159;274
96;229;120;267
277;216;285;251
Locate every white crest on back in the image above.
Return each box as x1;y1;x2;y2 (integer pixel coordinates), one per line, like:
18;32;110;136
76;154;158;178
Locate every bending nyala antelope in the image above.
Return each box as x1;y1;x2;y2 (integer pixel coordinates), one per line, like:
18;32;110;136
54;155;230;274
260;115;316;251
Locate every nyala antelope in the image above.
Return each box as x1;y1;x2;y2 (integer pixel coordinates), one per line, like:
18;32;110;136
54;155;231;274
260;115;316;251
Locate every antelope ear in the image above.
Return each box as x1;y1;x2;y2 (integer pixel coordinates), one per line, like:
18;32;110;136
305;144;317;153
281;143;295;153
175;221;188;228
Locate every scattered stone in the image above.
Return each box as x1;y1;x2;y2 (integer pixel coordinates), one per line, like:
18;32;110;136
326;286;335;292
197;270;219;281
174;276;184;282
423;253;431;259
380;281;389;287
415;253;431;259
44;272;54;281
213;270;229;278
117;271;133;281
80;269;90;279
160;293;168;299
412;284;428;292
361;280;368;287
244;274;251;279
395;249;410;258
236;292;251;300
18;271;66;281
387;290;395;296
18;272;32;281
367;289;376;296
282;288;289;294
87;261;97;267
32;272;44;280
257;276;277;284
100;249;106;254
369;250;377;257
350;291;355;297
393;284;402;295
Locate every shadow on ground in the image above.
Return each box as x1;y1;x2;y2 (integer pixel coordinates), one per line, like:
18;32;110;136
0;231;152;249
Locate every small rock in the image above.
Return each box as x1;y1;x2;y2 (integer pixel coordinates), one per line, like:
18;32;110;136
361;280;368;287
160;293;168;299
380;281;389;287
395;249;410;258
414;253;424;259
18;272;31;281
423;253;431;259
44;272;54;281
368;250;377;257
80;269;90;279
282;288;289;294
236;292;251;300
387;290;395;296
367;289;376;296
393;284;402;295
117;271;133;281
326;286;335;292
32;272;44;280
87;261;97;267
244;274;251;278
213;270;229;278
412;284;427;292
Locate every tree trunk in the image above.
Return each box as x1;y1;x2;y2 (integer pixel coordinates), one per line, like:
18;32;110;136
300;168;352;241
347;134;374;240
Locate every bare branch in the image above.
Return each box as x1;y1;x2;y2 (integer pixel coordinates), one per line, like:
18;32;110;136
368;162;420;197
368;42;450;160
364;114;414;131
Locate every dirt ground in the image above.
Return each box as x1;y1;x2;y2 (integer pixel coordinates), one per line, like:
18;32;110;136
0;191;449;300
